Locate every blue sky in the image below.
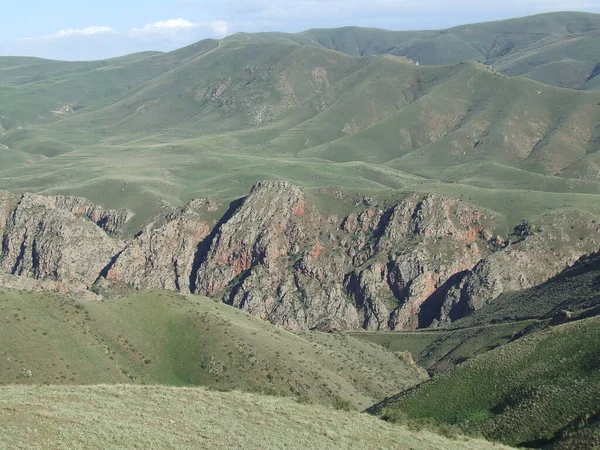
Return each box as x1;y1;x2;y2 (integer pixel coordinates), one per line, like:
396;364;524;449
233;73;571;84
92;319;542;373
2;0;600;60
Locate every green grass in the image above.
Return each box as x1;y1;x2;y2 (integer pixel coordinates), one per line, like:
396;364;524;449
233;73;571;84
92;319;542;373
351;320;535;373
298;12;600;90
0;288;425;409
1;28;600;229
369;315;600;447
0;385;510;450
222;12;600;90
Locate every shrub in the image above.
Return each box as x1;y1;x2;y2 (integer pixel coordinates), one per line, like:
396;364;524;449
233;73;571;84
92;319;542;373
332;396;353;411
437;424;459;440
380;407;407;424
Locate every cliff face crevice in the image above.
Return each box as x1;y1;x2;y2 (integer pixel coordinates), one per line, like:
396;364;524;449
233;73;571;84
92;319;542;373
0;183;598;331
103;198;218;294
0;193;128;291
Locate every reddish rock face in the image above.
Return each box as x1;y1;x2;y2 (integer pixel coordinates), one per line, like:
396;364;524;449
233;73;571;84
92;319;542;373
1;183;598;331
191;182;496;330
104;199;215;294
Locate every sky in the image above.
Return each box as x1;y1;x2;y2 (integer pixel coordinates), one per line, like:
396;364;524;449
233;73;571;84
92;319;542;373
1;0;600;60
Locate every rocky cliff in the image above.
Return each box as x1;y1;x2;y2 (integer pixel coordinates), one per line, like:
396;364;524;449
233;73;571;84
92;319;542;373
103;198;218;294
0;184;598;331
1;193;129;291
194;183;498;330
428;212;600;326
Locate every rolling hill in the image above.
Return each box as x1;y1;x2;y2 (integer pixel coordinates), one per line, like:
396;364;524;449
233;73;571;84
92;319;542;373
0;285;506;449
0;288;427;409
1;17;600;230
2;11;600;450
287;11;600;90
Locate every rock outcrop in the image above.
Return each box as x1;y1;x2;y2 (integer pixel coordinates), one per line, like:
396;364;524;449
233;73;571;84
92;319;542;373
52;196;134;236
104;198;217;293
193;182;497;330
430;213;600;326
0;183;598;331
0;191;16;238
1;193;129;290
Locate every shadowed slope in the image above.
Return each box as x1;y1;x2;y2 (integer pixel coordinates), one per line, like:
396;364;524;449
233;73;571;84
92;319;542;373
368;315;600;448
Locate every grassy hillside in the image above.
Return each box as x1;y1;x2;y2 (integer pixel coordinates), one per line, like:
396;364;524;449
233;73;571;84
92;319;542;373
368;315;600;448
0;288;424;409
0;42;218;129
2;36;600;229
351;320;536;374
0;385;509;450
232;12;600;90
310;12;600;90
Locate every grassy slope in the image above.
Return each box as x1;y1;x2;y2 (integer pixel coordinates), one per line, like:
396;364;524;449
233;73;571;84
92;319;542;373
236;12;600;89
0;385;509;450
304;13;600;89
0;42;218;129
0;288;424;409
351;320;536;374
1;38;600;229
368;315;600;447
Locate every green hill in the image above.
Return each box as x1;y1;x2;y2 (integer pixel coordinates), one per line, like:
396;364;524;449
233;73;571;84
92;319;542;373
230;12;600;90
0;288;425;410
0;385;509;450
368;315;600;448
2;31;600;227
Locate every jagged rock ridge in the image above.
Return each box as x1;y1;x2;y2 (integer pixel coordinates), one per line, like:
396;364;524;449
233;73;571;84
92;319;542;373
104;198;218;294
0;183;598;331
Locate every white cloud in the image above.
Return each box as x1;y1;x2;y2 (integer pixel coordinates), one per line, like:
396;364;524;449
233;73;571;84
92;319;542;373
132;18;229;36
55;26;115;37
210;20;230;35
134;18;196;33
24;18;229;42
9;18;231;60
24;26;115;41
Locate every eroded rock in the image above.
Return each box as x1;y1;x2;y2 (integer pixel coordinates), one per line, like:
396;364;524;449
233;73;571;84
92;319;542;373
104;199;217;293
1;183;597;332
1;193;126;289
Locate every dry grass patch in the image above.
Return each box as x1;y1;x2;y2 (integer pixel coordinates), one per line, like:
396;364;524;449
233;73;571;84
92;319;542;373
0;385;511;449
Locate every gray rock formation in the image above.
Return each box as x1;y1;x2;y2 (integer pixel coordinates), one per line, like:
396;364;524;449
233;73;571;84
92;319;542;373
104;198;217;293
431;213;600;326
1;192;128;290
0;183;597;331
52;196;134;236
194;182;496;330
